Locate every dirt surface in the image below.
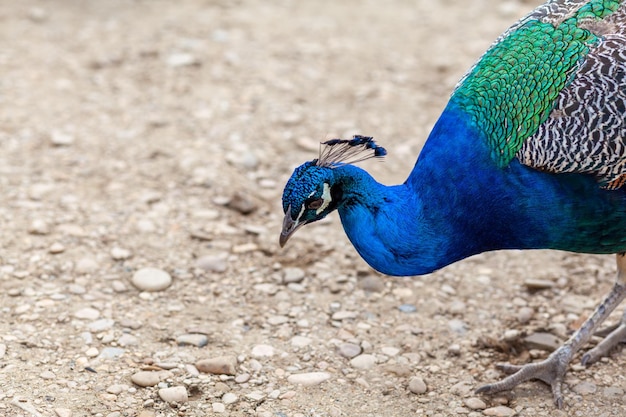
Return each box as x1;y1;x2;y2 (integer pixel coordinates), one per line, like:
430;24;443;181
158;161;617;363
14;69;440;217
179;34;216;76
1;1;626;416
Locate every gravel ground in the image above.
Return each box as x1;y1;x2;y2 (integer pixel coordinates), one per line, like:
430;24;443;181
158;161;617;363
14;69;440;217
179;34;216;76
1;1;626;416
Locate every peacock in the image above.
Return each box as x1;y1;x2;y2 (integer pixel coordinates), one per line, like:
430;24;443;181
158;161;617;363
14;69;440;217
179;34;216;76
280;0;626;409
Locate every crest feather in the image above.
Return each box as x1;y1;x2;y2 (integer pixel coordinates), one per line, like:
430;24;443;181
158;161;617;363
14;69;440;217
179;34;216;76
315;135;387;168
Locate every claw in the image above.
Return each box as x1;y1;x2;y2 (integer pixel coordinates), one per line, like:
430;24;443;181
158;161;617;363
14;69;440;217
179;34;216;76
476;350;571;408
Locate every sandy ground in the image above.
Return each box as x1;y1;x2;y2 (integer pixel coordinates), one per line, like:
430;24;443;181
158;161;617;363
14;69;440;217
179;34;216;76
1;0;626;416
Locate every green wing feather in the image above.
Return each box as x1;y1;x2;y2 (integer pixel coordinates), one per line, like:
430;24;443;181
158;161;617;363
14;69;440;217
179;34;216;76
451;0;621;167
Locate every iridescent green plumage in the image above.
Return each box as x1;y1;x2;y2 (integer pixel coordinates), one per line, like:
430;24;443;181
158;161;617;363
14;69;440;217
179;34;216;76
452;0;621;167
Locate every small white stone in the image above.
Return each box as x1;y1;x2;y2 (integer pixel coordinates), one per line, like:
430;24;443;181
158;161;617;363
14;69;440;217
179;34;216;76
408;377;427;394
482;406;516;416
111;247;132;260
118;334;138;346
287;372;330;387
75;258;99;274
381;346;400;356
196;255;228;273
251;344;275;358
29;219;50;235
74;307;100;320
87;318;115;332
350;354;377;370
132;371;167;387
167;53;199;67
331;311;358;320
106;384;127;395
0;343;6;359
290;336;312;348
283;267;305;283
212;402;226;413
54;408;73;417
176;333;208;347
131;268;172;292
158;386;188;403
50;130;74;146
222;392;238;404
85;347;99;357
40;370;56;380
49;242;66;254
464;397;487;410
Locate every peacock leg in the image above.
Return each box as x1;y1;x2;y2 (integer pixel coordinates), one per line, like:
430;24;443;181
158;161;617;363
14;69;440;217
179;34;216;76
581;310;626;365
476;252;626;409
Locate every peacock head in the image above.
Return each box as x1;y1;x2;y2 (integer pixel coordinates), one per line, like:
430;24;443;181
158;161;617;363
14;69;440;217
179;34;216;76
280;135;386;247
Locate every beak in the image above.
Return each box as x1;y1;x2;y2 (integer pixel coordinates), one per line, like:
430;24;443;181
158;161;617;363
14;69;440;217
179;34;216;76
279;206;307;247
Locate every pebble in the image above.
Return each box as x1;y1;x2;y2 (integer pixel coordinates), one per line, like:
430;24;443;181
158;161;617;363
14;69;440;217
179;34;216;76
88;318;115;332
110;247;132;260
167;53;199;68
517;306;534;324
112;280;128;292
117;334;138;346
287;372;330;386
523;278;554;290
408;376;427;394
176;333;209;347
251;344;275;358
158;386;188;403
482;406;516;416
131;267;172;292
50;130;74;146
196;356;237;375
235;373;251;383
572;381;597;395
331;311;358;320
131;371;163;387
196;255;228;273
98;347;125;359
29;219;51;235
49;242;66;254
75;257;99;274
290;336;312;348
0;343;6;359
447;343;461;356
85;347;99;357
358;275;385;292
603;386;624;397
524;332;562;351
448;319;467;334
398;304;417;313
245;391;265;402
464;397;486;410
40;370;56;379
212;403;226;413
283;267;305;283
73;307;100;320
338;343;362;359
381;346;400;356
225;192;257;215
350;354;377;369
55;409;72;417
106;384;127;395
222;392;238;404
268;315;289;325
450;380;474;396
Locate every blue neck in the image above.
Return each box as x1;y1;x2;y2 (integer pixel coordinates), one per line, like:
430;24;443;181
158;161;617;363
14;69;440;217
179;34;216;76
336;102;626;276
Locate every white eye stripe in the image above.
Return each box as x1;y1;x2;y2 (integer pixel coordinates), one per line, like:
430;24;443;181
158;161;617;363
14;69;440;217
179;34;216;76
316;183;332;215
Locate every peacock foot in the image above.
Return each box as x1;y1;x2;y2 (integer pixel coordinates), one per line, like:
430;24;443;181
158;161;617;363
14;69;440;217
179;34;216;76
582;321;626;365
476;346;573;409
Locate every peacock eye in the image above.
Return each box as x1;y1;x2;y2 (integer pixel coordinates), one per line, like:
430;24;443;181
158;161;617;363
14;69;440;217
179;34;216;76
306;198;324;210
